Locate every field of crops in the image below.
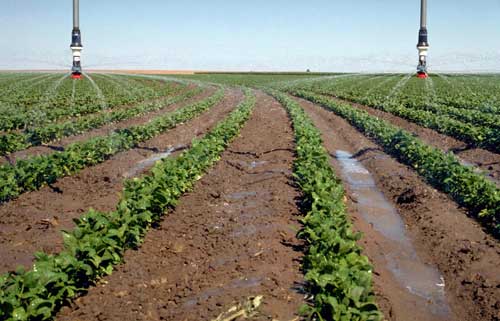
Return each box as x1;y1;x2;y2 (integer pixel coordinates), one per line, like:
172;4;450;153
0;72;498;321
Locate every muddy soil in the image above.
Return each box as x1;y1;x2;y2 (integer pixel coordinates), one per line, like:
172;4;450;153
0;88;242;274
56;91;305;321
0;86;214;165
330;96;500;183
296;96;500;321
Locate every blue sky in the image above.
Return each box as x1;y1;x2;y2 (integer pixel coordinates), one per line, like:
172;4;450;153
1;0;500;72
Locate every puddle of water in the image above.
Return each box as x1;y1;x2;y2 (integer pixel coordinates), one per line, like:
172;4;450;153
183;276;263;308
335;150;451;318
249;161;268;169
229;222;284;238
230;224;258;238
239;207;274;221
226;191;257;201
124;147;176;178
211;247;268;268
231;160;269;170
458;157;498;185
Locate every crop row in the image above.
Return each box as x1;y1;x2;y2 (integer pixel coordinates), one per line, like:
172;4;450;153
291;75;500;130
0;74;60;109
269;89;382;321
86;74;178;108
432;74;500;114
345;74;499;115
0;88;225;203
0;73;39;85
0;75;181;131
0;86;201;154
292;90;500;236
380;76;500;129
297;80;499;153
397;77;500;129
0;74;158;112
0;89;256;321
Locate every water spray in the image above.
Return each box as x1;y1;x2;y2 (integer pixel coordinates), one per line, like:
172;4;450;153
416;0;429;78
70;0;83;79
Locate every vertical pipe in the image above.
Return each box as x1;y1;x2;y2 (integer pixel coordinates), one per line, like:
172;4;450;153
420;0;427;29
73;0;79;29
71;0;82;77
417;0;429;76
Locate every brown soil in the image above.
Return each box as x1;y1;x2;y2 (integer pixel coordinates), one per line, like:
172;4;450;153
56;91;304;321
296;96;500;321
330;96;500;183
0;88;242;274
1;86;215;165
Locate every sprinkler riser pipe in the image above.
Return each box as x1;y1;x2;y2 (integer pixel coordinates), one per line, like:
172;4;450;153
416;0;429;76
70;0;82;76
73;0;79;29
420;0;427;28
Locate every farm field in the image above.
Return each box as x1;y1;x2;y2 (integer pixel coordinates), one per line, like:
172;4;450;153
0;72;499;321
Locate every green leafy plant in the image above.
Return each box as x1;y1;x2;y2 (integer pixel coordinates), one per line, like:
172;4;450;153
267;89;382;321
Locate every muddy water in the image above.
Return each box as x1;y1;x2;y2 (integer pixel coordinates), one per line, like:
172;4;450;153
458;157;499;186
123;145;188;178
335;150;451;319
183;276;264;308
122;148;174;178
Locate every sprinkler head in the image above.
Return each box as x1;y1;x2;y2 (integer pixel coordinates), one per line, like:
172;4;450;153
416;48;428;79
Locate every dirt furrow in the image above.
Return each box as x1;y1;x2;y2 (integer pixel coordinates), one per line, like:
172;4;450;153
0;88;242;274
56;91;304;321
0;86;214;165
296;96;500;321
331;96;500;182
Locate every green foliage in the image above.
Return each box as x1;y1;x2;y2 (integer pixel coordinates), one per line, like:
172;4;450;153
268;89;382;321
293;90;500;236
0;74;180;131
0;89;256;321
172;73;337;87
0;88;225;203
